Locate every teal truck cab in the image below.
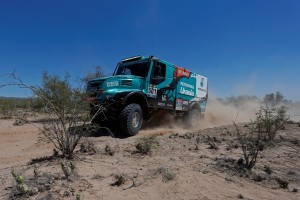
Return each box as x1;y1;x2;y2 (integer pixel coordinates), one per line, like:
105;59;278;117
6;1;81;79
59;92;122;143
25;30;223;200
86;55;208;136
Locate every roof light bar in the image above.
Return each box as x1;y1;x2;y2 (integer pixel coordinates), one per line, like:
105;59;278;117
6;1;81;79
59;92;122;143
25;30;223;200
122;55;142;62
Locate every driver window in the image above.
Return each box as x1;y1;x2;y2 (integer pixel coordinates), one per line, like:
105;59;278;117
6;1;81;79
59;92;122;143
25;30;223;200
150;62;166;84
121;68;131;75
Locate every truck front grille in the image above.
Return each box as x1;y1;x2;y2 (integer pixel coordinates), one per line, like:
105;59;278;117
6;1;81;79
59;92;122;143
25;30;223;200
89;80;103;88
121;80;132;87
87;80;104;97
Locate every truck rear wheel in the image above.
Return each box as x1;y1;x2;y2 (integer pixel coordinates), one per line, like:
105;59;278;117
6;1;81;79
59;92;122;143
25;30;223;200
119;103;143;136
185;108;201;127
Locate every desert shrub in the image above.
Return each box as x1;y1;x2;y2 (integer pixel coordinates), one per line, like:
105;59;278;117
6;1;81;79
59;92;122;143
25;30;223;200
204;135;221;150
252;105;289;141
104;144;115;156
234;105;289;170
2;70;107;159
263;165;272;175
80;141;97;155
276;177;289;189
252;173;266;182
11;168;29;195
226;141;239;151
292;188;298;193
135;136;159;155
10;168;40;197
31;72;94;159
0;98;42;117
0;99;15;119
207;142;219;150
234;122;265;170
111;174;126;186
82;66;106;86
155;167;176;182
61;161;77;181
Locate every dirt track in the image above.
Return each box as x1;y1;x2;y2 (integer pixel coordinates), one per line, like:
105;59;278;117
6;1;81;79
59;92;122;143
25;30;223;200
0;116;299;200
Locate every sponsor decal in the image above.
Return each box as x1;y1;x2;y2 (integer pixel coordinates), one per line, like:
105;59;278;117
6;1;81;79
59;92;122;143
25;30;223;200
148;84;157;98
182;100;189;105
180;87;195;96
200;78;204;87
162;94;167;101
176;98;190;110
158;102;165;106
180;82;194;89
175;67;190;78
106;81;119;87
176;99;183;110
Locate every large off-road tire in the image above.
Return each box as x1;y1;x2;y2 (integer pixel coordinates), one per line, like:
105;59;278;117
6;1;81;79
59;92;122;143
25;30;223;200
119;103;143;136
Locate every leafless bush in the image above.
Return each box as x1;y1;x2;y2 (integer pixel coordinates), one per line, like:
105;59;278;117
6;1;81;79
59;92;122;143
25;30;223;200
234;122;265;170
82;66;106;86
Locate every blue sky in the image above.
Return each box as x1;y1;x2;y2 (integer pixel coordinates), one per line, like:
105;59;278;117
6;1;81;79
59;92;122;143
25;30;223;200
0;0;300;100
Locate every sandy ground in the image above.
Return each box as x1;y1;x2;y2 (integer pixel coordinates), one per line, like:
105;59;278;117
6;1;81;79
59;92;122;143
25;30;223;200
0;114;299;200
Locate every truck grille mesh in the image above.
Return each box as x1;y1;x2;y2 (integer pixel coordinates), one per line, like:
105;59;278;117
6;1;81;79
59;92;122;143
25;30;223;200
121;80;132;86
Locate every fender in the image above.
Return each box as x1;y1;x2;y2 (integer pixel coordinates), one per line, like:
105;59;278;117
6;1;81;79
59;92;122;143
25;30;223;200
119;91;152;120
123;92;148;106
114;91;149;109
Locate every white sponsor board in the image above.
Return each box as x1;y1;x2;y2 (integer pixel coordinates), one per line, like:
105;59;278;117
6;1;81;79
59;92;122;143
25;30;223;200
196;75;207;98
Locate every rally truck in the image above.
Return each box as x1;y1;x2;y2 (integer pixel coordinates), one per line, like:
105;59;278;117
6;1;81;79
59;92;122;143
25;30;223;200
86;55;208;136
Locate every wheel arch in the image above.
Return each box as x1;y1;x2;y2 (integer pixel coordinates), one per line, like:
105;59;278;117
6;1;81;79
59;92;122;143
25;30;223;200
189;102;201;113
122;92;149;116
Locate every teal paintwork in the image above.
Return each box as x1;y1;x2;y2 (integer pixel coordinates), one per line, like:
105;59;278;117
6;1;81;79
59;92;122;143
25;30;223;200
87;55;208;113
87;75;145;100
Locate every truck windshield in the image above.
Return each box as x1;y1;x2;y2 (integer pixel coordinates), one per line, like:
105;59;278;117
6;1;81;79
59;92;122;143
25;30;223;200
114;61;150;77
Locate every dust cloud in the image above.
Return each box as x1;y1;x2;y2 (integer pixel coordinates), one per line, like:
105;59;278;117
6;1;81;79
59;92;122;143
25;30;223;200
203;96;259;127
287;102;300;122
140;94;300;136
140;96;260;135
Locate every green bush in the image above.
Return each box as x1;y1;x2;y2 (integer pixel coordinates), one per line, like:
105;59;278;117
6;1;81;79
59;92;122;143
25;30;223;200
234;105;289;170
251;105;289;141
33;72;92;159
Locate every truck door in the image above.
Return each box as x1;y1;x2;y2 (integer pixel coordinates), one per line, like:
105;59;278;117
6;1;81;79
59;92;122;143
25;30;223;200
147;61;175;109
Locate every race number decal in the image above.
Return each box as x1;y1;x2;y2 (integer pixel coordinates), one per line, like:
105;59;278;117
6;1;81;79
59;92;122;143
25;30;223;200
148;85;157;98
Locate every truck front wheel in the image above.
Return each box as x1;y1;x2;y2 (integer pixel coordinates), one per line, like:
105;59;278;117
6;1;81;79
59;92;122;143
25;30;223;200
119;103;143;136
